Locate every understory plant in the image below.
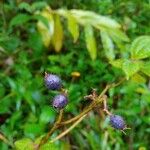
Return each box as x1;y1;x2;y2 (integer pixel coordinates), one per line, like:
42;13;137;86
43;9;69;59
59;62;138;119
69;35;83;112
0;1;150;150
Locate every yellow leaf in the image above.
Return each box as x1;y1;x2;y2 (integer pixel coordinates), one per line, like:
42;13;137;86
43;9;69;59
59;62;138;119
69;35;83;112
131;73;146;83
37;6;54;47
67;15;79;43
136;87;148;94
84;25;97;60
110;59;123;68
52;15;63;52
138;147;146;150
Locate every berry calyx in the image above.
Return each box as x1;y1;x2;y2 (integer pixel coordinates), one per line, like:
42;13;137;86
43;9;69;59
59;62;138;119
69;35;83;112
110;115;126;130
44;72;62;90
52;94;68;109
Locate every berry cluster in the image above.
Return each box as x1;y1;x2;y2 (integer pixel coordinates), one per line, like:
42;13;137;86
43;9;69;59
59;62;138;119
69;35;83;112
44;72;129;133
44;72;68;109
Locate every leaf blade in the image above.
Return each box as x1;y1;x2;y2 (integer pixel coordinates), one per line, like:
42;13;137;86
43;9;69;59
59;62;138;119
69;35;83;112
70;10;121;29
122;60;141;79
141;61;150;76
67;15;79;43
107;28;130;42
131;36;150;59
52;15;63;52
100;29;115;60
37;7;54;48
84;25;97;60
15;138;34;150
10;14;31;27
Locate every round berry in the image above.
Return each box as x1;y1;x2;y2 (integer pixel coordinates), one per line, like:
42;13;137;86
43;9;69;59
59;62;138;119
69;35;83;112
52;94;68;109
110;115;126;130
44;73;62;90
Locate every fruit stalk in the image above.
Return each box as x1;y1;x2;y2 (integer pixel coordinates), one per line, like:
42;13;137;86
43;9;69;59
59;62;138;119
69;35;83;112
38;109;64;148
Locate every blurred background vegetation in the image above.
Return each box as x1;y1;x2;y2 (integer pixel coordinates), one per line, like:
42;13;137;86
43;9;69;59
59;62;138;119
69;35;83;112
0;0;150;150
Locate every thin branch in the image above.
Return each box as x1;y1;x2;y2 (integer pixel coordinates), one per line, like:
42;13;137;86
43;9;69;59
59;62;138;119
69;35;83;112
111;77;126;88
60;85;110;126
103;95;112;115
0;133;14;148
50;114;87;143
37;77;126;147
38;109;64;148
60;102;94;126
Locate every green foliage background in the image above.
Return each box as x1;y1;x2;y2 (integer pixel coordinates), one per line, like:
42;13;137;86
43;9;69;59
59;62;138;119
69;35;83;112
0;0;150;150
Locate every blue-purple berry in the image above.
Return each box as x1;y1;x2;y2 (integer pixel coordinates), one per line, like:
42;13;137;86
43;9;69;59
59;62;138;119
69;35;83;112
52;94;68;109
44;73;62;90
110;115;126;130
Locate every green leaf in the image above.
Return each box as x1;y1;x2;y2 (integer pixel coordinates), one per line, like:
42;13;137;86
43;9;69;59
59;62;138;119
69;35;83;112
82;130;100;150
24;123;44;138
31;1;47;10
40;141;59;150
34;136;43;145
0;97;11;113
122;60;141;79
0;36;20;52
10;14;31;27
52;15;63;52
67;14;79;42
84;25;97;60
57;9;121;29
61;141;71;150
131;36;150;59
28;31;43;53
111;59;142;79
107;28;130;42
100;29;115;60
136;87;149;94
9;111;22;129
37;7;54;47
15;138;34;150
110;59;124;68
141;61;150;76
39;106;55;124
32;15;50;28
18;2;32;13
70;10;121;29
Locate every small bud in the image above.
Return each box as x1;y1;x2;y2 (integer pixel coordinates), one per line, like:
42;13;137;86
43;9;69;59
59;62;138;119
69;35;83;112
52;94;68;109
44;73;62;90
110;115;126;130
